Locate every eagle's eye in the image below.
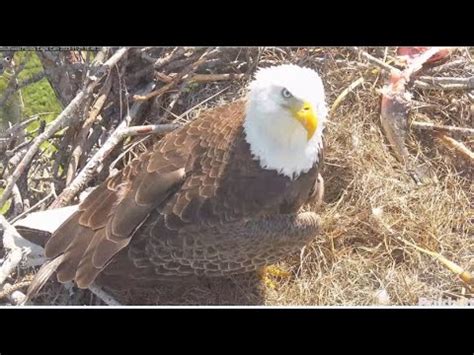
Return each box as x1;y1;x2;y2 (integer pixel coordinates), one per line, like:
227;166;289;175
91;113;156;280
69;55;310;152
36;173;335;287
281;88;292;99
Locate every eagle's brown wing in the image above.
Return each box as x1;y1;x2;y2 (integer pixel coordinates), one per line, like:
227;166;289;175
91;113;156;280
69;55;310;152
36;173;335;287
44;100;246;288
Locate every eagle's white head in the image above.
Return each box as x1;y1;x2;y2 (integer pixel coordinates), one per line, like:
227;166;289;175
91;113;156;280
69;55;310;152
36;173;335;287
244;64;328;179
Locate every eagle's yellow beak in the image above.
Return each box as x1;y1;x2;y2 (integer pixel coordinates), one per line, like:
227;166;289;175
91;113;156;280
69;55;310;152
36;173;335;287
292;102;318;140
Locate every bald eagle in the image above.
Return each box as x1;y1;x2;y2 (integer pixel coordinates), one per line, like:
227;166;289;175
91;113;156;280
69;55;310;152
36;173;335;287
28;64;328;294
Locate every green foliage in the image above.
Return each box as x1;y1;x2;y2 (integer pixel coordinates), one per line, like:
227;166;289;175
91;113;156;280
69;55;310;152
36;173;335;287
0;52;62;156
0;188;11;215
0;51;62;130
15;52;63;131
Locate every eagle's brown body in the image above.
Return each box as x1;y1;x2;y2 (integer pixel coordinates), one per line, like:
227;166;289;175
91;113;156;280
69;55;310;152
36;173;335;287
42;100;323;291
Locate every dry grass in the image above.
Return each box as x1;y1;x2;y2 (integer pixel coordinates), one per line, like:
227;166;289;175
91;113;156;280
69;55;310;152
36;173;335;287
259;47;473;306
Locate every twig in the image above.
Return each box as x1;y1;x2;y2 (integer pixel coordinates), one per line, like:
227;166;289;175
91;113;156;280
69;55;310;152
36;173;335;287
162;52;201;72
155;71;174;83
132;76;178;102
51;128;73;183
108;135;150;172
191;73;246;83
468;91;474;103
78;125;105;169
372;207;473;287
416;76;474;90
96;124;179;172
429;58;467;73
436;133;474;162
93;47;129;76
133;48;220;102
400;238;473;286
10;184;23;218
71;94;95;168
412;80;432;90
157;71;243;122
1;114;47;138
121;124;179;137
0;48;129;210
330;77;365;116
350;47;401;75
154;47;187;69
411;121;474;136
157;72;245;84
90;47;110;68
1;147;27;180
3;139;32;158
171;86;231;125
9;190;55;225
66;72;113;186
88;283;122;306
160;78;193;122
419;76;473;85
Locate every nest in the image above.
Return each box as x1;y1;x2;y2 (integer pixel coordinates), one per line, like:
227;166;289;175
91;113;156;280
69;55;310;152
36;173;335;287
0;47;472;305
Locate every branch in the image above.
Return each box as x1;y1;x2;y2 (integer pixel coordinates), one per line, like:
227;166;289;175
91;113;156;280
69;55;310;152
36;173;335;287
160;79;192;122
0;114;45;138
411;121;474;136
430;58;467;73
416;76;474;90
1;146;27;179
330;77;365;116
3;139;31;159
66;73;113;186
88;283;122;305
10;184;23;218
154;47;187;69
9;189;55;224
158;72;246;84
93;47;129;76
350;47;401;75
372;207;473;287
436;133;474;163
121;124;179;137
191;73;245;82
133;48;220;101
